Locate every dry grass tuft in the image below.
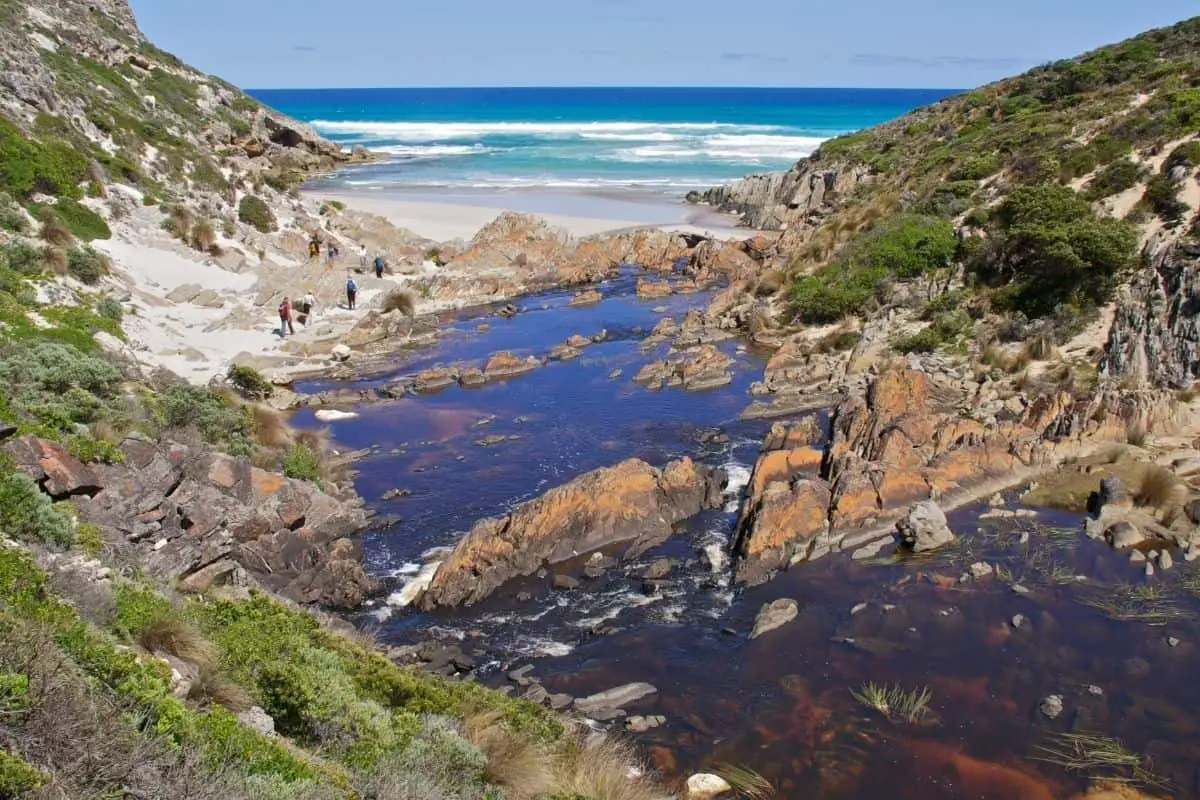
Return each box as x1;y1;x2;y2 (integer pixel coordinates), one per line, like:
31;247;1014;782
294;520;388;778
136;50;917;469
187;664;254;713
557;736;672;800
1136;465;1183;510
463;713;556;800
37;207;74;246
189;218;217;252
137;617;215;669
1126;420;1148;447
381;289;416;316
713;764;776;799
1024;333;1057;361
752;269;786;297
250;404;293;448
41;245;69;275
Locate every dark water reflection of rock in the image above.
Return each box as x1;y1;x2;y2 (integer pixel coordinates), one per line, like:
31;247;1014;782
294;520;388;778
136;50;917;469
295;275;1200;799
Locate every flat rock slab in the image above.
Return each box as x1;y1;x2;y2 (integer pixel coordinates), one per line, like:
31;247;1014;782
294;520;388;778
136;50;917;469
573;682;658;717
751;598;799;639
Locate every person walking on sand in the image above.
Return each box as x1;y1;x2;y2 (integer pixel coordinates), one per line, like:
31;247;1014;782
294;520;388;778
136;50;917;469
346;277;358;310
374;255;385;279
278;296;295;336
359;244;368;268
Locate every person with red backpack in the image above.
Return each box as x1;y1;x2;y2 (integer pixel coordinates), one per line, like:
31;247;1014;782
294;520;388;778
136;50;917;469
278;296;295;336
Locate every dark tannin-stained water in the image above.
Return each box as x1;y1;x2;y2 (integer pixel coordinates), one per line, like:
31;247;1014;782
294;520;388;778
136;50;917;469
295;274;1200;799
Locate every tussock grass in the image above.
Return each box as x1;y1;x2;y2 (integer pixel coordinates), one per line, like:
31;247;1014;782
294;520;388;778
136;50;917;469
556;737;672;800
251;404;292;448
1135;465;1182;510
852;682;932;724
41;245;68;275
752;268;786;297
713;763;776;799
138;616;216;668
1024;333;1057;361
381;289;416;316
37;207;73;246
188;664;254;713
463;713;555;800
190;218;217;252
1126;420;1148;447
1032;732;1168;791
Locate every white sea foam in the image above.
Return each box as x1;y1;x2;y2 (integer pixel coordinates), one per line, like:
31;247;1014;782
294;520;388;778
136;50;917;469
310;119;772;139
512;638;575;658
387;559;443;608
611;134;824;163
722;461;752;513
374;143;494;158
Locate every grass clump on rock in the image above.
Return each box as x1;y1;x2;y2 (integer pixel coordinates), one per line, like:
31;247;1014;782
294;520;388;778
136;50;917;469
281;443;321;482
381;289;416;316
227;364;273;401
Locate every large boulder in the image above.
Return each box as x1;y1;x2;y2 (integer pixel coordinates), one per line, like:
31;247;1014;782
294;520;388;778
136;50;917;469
896;501;955;552
419;458;726;608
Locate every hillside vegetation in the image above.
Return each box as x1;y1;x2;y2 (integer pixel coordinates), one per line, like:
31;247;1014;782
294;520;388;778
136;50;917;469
706;16;1200;351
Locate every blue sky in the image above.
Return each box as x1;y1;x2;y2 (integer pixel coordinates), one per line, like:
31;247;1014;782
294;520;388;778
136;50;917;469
129;0;1198;90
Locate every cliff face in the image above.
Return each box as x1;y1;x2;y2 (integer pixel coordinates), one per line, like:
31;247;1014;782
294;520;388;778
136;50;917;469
0;0;355;193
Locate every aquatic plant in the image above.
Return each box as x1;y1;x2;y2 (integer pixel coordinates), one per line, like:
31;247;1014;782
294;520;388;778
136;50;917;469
851;682;932;724
1081;582;1182;625
712;763;776;799
1032;732;1168;791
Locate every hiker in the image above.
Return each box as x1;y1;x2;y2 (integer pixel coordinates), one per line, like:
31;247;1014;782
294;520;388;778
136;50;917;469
374;255;385;279
301;291;316;324
327;242;337;263
346;277;358;310
278;296;295;336
308;240;319;258
359;244;368;268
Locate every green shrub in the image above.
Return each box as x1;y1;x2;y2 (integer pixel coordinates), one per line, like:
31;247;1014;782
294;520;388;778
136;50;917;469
65;433;125;465
0;471;74;547
96;296;123;322
1141;174;1188;225
227;364;273;400
0;750;46;796
75;522;104;556
1164;140;1200;174
970;184;1138;318
950;154;1001;181
894;327;944;354
191;158;228;193
160;386;253;451
238;195;276;233
1084;157;1144;200
282;444;320;483
66;246;108;285
0;192;27;232
0;117;88;200
0;242;42;277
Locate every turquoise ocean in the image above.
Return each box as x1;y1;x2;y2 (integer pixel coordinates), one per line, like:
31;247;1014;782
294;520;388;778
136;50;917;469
250;87;955;199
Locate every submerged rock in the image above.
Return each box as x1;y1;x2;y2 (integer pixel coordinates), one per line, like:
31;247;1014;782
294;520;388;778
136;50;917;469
419;458;725;608
1104;521;1145;550
1039;694;1064;719
750;598;799;639
897;501;955;552
573;682;658;717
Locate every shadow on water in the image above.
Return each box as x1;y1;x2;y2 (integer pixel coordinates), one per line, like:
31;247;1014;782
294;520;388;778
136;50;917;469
295;275;1200;799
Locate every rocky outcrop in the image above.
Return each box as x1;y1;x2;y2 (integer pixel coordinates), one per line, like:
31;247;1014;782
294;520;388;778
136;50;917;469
1104;239;1200;389
419;458;726;608
732;363;1169;584
633;345;734;391
698;158;872;230
5;434;376;610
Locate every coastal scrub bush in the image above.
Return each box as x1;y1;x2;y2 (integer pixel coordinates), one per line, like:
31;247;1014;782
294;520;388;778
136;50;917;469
1164;140;1200;174
191;158;228;193
282;444;320;482
96;295;123;322
0;192;27;232
0;750;46;796
789;214;956;323
1083;157;1144;200
1141;174;1188;225
1;242;42;277
0;470;75;547
190;218;217;252
160;385;253;451
238;195;276;233
969;184;1138;318
0;117;88;200
227;364;273;400
66;245;108;284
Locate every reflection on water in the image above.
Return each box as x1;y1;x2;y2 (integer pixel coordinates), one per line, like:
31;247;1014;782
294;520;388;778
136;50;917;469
296;275;1200;799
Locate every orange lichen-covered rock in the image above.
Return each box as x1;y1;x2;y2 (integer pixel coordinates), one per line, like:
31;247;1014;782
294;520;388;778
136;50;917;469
420;457;726;608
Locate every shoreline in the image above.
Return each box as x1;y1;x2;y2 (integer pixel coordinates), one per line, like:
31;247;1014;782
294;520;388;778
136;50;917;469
305;187;748;242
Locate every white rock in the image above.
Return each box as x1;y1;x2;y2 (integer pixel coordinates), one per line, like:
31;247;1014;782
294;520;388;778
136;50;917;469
686;773;733;799
331;344;352;361
315;409;359;422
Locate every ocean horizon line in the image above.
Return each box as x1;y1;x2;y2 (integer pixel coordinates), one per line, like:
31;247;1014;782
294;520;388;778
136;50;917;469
248;84;965;94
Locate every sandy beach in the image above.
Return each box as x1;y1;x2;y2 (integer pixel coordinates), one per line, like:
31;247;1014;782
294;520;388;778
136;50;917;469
307;189;748;243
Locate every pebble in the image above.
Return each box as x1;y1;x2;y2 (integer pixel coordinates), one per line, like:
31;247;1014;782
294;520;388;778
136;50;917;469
1019;531;1030;545
969;562;994;579
1086;684;1104;697
850;603;868;616
1167;636;1180;648
1011;614;1027;629
1012;584;1031;595
881;604;896;612
988;492;1005;508
1145;562;1155;577
1130;550;1147;563
1186;544;1199;562
1158;550;1174;570
1039;694;1064;719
